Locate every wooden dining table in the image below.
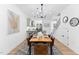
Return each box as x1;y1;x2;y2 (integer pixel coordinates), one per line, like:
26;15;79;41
29;34;53;55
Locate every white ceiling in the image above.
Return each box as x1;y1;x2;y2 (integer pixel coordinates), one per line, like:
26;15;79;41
16;4;69;20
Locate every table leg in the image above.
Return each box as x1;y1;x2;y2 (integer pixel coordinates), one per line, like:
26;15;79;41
50;44;52;55
29;43;31;55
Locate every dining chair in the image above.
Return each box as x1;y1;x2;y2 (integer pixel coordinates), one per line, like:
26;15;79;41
50;36;55;46
33;44;48;55
48;34;51;38
48;35;55;46
27;35;33;46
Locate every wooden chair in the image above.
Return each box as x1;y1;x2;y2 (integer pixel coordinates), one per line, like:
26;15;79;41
50;36;55;46
27;35;33;46
33;44;48;55
48;35;55;46
48;34;51;38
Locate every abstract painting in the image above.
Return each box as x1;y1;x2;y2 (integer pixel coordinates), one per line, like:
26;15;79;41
8;10;19;34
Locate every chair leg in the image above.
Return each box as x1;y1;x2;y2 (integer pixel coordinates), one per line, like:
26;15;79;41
52;46;54;55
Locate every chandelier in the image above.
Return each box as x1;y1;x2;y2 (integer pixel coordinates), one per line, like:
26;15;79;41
34;4;46;18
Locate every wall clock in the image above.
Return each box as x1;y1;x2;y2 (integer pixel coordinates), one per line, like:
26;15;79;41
69;17;79;27
62;16;68;23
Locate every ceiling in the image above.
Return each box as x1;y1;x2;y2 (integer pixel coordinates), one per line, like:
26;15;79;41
16;4;69;20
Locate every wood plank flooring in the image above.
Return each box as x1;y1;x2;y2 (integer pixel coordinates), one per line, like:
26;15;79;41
54;39;78;55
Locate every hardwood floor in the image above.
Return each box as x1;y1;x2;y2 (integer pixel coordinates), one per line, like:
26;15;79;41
8;38;78;55
54;39;77;55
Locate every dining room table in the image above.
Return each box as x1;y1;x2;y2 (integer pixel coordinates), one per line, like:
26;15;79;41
29;34;53;55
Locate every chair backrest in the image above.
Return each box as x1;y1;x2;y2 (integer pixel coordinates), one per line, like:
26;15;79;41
27;35;33;46
48;35;51;38
50;36;55;46
34;44;48;55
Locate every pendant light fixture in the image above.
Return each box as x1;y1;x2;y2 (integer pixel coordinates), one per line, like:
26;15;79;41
34;4;46;19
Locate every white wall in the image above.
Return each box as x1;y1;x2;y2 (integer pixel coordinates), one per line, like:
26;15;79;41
54;4;79;54
0;4;27;54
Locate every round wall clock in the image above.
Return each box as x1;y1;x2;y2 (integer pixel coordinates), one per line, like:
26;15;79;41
62;16;68;23
69;17;79;27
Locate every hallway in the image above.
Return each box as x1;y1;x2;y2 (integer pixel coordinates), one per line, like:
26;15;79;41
0;4;79;55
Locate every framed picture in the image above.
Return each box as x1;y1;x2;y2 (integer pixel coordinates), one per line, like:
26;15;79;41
8;10;19;34
69;17;79;27
62;16;68;23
